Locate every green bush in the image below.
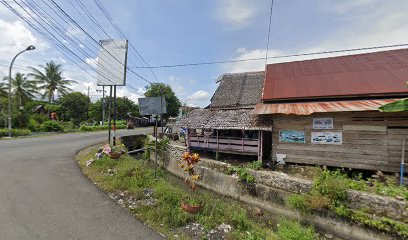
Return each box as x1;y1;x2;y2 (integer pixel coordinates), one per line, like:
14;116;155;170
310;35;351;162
312;169;348;203
0;128;31;137
79;124;127;131
30;114;49;123
27;118;40;132
246;160;263;170
41;121;64;132
277;219;316;240
287;194;310;213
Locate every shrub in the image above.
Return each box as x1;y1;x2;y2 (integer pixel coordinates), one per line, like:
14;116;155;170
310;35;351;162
0;128;31;137
312;168;348;203
287;194;310;213
41;121;64;132
236;167;256;185
30;114;49;123
27;118;41;132
79;124;126;131
307;194;330;211
277;219;316;240
246;160;263;170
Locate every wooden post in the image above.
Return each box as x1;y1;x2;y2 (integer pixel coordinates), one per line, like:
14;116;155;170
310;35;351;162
216;130;219;151
258;130;263;161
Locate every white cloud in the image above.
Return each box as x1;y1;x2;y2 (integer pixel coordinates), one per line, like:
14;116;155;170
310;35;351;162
223;48;284;73
186;90;210;108
168;75;187;96
216;0;258;27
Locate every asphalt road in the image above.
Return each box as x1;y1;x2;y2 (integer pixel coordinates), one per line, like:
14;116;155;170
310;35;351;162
0;128;165;240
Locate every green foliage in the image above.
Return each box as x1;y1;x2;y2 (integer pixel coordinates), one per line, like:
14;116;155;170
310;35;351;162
89;97;140;121
287;194;310;213
227;166;257;185
312;168;348;203
246;160;263;170
27;118;40;132
144;83;181;118
41;120;64;132
60;92;90;126
350;210;408;238
277;219;316;240
78;124;126;131
30;114;49;123
0;128;31;137
373;180;408;200
77;147;279;239
28;61;76;105
231;209;252;231
6;73;39;106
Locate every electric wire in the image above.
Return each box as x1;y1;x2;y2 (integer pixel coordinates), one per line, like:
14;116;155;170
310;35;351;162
265;0;274;65
131;43;408;69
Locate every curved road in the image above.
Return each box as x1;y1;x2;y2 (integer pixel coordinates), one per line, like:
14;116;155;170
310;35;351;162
0;128;164;240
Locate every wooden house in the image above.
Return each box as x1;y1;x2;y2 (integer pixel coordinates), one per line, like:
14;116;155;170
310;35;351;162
254;49;408;173
176;71;273;160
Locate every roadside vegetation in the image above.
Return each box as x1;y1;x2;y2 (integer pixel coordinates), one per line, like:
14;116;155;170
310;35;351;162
77;145;318;240
0;61;182;138
287;168;408;238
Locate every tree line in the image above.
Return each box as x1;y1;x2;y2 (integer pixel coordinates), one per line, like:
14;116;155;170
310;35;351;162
0;61;181;133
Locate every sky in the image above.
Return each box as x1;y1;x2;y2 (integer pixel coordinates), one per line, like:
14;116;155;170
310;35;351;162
1;0;408;107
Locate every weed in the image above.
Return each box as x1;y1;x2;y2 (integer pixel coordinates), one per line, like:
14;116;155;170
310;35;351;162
246;160;263;170
277;218;316;240
312;168;348;203
287;194;310;213
236;168;256;185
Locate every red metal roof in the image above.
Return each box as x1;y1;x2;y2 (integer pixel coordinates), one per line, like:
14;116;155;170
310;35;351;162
252;99;400;115
263;49;408;101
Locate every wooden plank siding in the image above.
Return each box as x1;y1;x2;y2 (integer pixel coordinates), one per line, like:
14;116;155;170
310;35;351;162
271;111;408;173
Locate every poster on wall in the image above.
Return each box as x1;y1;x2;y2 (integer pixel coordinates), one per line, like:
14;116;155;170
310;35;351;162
311;132;342;144
313;118;334;129
279;130;305;143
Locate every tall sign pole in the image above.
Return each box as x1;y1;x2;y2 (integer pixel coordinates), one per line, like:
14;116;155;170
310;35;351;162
108;86;112;144
113;86;117;146
102;86;105;125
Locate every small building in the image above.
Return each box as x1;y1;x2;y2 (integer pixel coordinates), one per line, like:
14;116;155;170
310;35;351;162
254;49;408;172
177;71;273;160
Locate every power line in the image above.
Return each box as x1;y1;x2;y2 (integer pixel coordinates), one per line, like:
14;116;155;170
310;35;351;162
265;0;274;65
49;0;153;84
131;43;408;69
92;0;158;83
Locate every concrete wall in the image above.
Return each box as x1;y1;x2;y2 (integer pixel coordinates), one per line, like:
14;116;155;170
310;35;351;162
152;143;408;240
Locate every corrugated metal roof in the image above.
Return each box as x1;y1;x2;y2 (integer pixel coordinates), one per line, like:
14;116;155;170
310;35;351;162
253;99;401;115
263;49;408;101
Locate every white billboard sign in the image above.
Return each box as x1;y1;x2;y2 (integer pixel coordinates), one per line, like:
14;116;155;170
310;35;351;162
96;39;128;86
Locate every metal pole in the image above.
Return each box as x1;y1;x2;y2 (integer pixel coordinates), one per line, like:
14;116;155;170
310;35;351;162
160;87;164;136
108;86;112;144
401;137;406;186
154;115;159;178
113;86;117;146
102;86;105;126
8;50;26;137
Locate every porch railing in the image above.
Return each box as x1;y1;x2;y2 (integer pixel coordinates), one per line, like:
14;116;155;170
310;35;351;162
188;135;259;155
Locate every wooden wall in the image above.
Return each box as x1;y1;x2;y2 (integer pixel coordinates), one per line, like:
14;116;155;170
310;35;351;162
271;111;408;173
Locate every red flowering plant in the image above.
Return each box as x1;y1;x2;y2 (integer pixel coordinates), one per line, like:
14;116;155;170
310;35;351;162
179;151;203;213
179;152;201;191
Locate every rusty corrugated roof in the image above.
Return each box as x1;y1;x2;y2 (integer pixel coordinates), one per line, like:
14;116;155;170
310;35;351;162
253;99;401;115
263;49;408;101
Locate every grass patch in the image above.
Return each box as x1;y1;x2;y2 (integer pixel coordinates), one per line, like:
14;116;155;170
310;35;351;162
277;219;316;240
77;145;302;239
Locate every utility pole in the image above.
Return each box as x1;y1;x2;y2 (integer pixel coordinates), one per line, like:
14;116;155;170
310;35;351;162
87;86;90;120
8;45;35;137
96;87;106;125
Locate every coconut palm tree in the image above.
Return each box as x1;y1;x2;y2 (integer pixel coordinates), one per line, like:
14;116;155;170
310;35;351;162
0;81;7;98
28;61;76;108
3;73;39;107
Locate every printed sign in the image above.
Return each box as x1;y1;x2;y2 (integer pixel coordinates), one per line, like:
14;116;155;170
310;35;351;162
313;118;333;129
311;132;342;145
279;130;305;143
